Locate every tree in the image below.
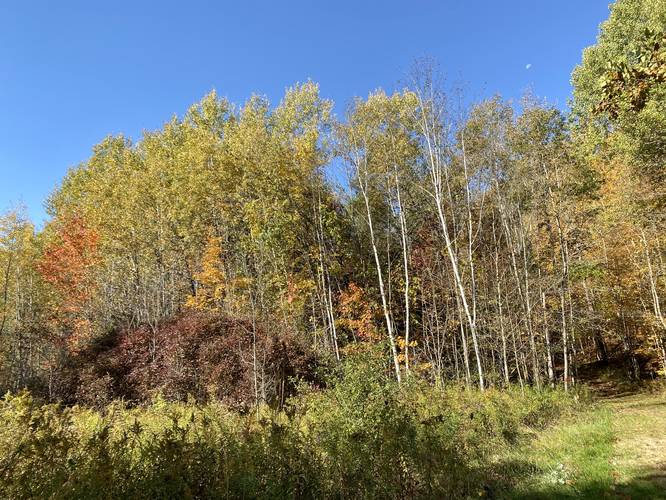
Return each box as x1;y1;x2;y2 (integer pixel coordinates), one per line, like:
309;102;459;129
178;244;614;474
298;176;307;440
38;215;100;353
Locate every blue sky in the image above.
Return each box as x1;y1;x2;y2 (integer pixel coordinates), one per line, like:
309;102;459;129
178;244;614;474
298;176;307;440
1;0;610;224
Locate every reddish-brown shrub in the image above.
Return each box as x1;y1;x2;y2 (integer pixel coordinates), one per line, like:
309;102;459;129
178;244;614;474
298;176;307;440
68;311;321;408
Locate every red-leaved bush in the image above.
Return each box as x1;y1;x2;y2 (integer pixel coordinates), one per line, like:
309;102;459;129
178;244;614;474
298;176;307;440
67;311;321;409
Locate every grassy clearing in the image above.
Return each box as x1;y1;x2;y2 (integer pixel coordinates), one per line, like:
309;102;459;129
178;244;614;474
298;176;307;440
608;391;666;498
499;407;616;498
499;386;666;499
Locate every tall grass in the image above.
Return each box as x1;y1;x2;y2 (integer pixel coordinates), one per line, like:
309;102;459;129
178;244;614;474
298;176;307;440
0;356;578;499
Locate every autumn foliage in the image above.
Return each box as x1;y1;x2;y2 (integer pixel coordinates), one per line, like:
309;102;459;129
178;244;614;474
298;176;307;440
38;215;99;352
186;235;226;311
337;283;380;342
0;0;664;410
67;310;320;408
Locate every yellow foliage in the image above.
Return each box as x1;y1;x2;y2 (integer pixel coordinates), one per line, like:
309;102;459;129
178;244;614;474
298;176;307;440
187;235;225;311
337;283;381;341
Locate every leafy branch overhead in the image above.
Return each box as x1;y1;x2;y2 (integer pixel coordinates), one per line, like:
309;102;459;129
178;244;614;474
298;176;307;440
596;28;666;118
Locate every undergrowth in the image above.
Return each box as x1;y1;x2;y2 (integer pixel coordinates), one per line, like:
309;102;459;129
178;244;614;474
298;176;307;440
0;352;579;499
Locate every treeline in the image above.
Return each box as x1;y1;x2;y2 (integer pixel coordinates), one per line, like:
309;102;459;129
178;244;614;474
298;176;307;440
0;0;665;406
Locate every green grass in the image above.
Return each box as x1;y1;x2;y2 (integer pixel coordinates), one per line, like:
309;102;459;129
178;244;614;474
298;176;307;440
498;407;616;498
497;389;666;499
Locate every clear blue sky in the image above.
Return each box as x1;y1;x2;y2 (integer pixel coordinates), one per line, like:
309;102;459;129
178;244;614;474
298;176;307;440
1;0;610;224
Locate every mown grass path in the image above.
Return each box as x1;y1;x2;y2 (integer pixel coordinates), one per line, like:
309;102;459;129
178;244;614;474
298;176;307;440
503;386;666;499
604;391;666;497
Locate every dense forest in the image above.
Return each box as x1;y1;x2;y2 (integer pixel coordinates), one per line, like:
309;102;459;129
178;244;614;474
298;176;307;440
1;0;665;497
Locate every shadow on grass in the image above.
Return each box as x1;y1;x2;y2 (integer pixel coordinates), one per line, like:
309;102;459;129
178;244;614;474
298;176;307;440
489;458;666;499
507;479;666;499
619;400;666;411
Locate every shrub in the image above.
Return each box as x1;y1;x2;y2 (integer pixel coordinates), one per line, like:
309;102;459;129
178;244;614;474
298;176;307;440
0;355;578;499
66;311;322;409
